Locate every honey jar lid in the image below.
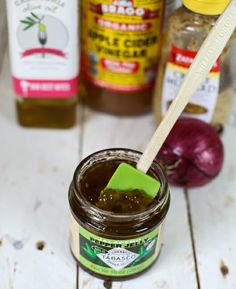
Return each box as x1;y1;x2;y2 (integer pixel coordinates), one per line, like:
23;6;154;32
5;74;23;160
183;0;230;15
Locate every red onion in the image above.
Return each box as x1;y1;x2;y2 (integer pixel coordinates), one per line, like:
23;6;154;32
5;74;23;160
156;118;224;188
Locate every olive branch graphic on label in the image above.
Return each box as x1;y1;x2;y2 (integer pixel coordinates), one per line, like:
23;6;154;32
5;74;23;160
21;13;47;58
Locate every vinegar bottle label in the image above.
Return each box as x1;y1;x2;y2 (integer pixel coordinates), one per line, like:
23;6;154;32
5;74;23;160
81;0;165;92
7;1;79;98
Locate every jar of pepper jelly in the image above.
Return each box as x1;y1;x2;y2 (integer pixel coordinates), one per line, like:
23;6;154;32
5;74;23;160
69;149;170;280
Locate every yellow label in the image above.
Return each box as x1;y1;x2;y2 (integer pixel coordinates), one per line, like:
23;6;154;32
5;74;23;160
81;0;164;91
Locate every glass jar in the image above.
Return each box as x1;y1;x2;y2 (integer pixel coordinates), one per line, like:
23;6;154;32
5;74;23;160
69;148;170;280
153;1;235;127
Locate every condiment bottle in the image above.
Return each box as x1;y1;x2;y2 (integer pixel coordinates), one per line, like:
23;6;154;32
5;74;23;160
79;0;167;116
6;1;79;128
153;0;235;127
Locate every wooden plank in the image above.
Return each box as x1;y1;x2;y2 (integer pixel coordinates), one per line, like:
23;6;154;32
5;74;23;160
0;55;79;289
79;109;197;289
78;268;107;289
0;0;7;69
81;109;157;157
188;124;236;289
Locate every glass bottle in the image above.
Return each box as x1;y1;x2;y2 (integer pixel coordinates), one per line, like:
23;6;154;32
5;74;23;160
7;1;79;128
153;0;235;127
79;0;167;116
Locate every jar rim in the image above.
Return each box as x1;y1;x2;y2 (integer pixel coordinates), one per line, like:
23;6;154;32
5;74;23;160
71;148;170;222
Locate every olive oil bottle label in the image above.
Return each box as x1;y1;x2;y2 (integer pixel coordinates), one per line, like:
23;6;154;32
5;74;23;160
162;45;220;122
81;0;164;92
7;1;79;98
70;214;163;277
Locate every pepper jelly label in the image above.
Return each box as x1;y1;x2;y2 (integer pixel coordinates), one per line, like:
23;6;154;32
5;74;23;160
162;46;220;122
7;1;78;98
70;214;163;277
82;0;164;91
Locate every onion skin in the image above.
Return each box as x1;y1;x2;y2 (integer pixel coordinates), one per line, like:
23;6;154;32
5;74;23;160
156;118;224;188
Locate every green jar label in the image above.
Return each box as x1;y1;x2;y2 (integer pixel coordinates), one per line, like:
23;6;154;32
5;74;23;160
70;214;163;277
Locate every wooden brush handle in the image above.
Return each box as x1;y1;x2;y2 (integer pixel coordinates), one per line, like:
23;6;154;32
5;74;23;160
137;0;236;173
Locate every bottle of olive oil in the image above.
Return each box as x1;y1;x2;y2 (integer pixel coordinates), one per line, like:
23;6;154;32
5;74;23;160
6;1;79;128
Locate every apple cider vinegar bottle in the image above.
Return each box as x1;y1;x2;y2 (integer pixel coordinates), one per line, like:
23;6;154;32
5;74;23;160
6;1;79;128
79;0;166;116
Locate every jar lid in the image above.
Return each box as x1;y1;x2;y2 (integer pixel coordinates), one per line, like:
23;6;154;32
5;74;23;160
183;0;230;15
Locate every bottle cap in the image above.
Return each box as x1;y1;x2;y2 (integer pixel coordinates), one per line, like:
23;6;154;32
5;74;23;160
183;0;230;15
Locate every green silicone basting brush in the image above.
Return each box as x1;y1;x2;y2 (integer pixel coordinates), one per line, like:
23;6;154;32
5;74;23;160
105;0;236;199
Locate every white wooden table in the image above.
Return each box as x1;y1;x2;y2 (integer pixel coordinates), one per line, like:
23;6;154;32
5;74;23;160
0;51;236;289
